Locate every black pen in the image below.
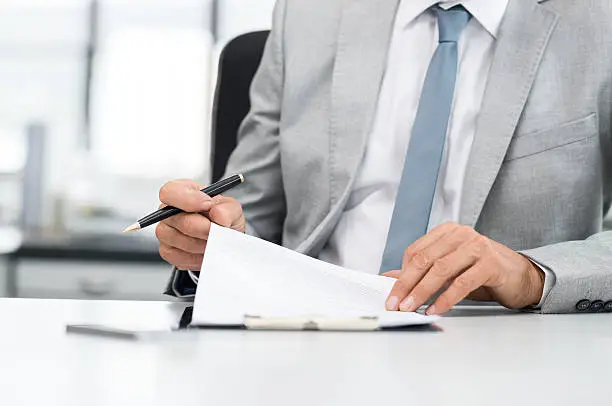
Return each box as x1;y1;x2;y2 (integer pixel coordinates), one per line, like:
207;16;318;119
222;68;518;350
122;174;244;233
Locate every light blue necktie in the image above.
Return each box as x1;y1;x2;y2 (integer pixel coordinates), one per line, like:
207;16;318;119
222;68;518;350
379;6;471;273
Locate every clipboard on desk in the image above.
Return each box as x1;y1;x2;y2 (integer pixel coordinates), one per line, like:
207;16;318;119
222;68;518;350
187;224;441;332
187;309;441;332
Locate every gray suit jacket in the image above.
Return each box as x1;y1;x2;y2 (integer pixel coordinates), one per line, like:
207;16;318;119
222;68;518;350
169;0;612;313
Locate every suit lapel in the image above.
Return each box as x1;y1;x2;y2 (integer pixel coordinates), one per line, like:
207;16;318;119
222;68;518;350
459;0;559;227
297;0;399;254
329;0;400;206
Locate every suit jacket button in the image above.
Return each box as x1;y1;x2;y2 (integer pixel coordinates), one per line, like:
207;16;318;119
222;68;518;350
576;300;591;311
590;300;604;312
604;301;612;312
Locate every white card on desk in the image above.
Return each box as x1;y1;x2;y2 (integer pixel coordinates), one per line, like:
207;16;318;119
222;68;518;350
191;224;440;330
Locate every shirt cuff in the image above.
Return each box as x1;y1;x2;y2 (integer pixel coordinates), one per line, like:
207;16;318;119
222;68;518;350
169;268;197;298
529;259;556;309
188;270;200;284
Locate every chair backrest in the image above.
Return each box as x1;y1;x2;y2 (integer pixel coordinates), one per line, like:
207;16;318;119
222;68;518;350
211;30;270;182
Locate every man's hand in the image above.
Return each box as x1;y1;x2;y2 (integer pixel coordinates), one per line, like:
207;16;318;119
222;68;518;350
155;179;245;270
384;222;545;315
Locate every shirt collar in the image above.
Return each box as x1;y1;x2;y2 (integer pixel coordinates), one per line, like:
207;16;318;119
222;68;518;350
396;0;509;38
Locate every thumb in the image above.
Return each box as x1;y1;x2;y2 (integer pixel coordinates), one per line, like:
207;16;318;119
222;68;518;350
159;179;212;213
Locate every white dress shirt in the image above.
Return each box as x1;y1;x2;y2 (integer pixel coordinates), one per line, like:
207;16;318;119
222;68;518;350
318;0;555;307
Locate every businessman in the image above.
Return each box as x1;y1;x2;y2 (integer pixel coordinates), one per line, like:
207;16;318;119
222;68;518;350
158;0;612;314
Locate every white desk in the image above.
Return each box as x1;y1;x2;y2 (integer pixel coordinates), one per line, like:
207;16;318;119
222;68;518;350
1;299;611;406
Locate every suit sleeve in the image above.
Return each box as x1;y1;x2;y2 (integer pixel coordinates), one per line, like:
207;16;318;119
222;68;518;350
522;232;612;313
165;0;288;298
221;0;288;244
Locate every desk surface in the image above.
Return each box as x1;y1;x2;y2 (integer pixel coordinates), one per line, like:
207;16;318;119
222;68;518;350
1;299;611;406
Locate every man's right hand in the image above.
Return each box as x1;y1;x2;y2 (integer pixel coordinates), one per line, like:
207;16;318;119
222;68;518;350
155;179;245;270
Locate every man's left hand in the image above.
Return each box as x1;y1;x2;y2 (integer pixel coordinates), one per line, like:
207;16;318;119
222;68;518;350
384;222;545;315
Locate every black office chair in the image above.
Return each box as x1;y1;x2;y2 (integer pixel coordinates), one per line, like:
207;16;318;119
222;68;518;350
211;30;270;182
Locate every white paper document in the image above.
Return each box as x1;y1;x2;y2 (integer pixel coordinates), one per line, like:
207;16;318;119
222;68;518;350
191;224;440;329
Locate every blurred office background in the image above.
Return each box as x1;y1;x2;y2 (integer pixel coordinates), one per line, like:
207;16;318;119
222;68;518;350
0;0;275;300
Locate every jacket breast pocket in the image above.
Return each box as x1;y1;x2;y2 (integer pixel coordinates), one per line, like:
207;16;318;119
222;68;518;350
505;113;599;162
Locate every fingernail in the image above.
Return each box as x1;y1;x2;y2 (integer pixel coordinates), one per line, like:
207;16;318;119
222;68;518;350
399;296;415;312
386;296;399;311
426;305;437;315
200;200;213;211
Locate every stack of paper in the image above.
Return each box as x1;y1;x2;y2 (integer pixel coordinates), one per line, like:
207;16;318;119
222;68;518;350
191;224;439;329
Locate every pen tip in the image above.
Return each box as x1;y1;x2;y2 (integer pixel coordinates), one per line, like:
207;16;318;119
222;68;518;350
239;173;245;183
123;223;141;233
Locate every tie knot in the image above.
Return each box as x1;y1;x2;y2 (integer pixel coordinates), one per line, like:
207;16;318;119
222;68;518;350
433;5;471;43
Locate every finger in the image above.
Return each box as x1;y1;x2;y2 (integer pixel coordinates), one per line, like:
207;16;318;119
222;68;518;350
162;212;212;240
380;223;454;275
159;179;213;212
209;196;244;230
427;259;493;315
155;222;207;254
386;226;475;310
401;223;472;272
395;227;479;310
159;243;204;270
398;237;486;312
399;222;460;269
